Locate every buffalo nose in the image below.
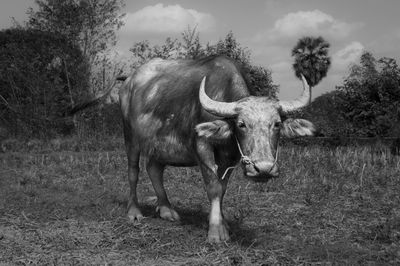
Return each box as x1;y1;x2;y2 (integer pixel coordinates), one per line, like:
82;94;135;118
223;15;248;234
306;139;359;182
253;161;279;177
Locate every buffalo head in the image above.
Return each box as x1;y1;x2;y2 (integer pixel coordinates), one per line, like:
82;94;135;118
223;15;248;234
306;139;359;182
196;75;316;180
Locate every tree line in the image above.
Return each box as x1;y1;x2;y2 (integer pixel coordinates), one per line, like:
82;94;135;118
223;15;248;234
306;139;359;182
1;0;399;140
130;28;278;98
303;51;400;138
1;0;125;138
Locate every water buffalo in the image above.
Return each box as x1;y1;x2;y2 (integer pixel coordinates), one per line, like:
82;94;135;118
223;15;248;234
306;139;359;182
116;55;316;243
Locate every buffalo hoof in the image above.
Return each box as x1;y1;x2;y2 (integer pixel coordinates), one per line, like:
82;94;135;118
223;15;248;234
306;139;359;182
127;207;144;222
208;223;230;243
156;206;180;221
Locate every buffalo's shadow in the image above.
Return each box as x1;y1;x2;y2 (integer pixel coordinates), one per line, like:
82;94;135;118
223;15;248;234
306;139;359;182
129;201;275;248
175;206;273;247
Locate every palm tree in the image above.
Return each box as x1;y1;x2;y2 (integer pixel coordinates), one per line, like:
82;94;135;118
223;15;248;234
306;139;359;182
292;36;331;97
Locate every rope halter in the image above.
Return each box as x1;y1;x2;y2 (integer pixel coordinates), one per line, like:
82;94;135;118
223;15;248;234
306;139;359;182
221;135;279;180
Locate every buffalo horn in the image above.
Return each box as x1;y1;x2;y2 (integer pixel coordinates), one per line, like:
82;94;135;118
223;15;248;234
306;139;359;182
199;76;237;117
279;74;311;113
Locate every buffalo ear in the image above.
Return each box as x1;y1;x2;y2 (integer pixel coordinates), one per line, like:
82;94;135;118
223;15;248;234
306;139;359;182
281;118;316;138
195;120;232;143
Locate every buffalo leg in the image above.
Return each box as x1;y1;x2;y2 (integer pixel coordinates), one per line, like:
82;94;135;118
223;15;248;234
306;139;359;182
204;168;231;243
126;144;143;221
197;140;231;243
146;158;180;221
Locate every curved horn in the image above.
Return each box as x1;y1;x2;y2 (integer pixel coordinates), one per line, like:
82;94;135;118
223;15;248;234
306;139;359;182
199;76;237;117
279;74;311;113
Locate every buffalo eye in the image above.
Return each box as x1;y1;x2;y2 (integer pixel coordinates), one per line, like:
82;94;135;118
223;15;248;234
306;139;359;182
274;121;282;130
237;120;246;129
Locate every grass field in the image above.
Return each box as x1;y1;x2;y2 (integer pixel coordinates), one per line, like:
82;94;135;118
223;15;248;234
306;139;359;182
1;139;400;265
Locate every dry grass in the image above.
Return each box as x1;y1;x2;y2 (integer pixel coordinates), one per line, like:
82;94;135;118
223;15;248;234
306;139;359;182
1;141;400;265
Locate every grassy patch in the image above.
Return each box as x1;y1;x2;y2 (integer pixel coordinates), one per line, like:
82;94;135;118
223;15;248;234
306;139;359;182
1;143;400;265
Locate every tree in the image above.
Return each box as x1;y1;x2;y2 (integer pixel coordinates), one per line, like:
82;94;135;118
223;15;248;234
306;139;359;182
26;0;125;96
302;90;352;137
26;0;125;66
204;31;278;97
301;51;400;138
0;28;90;137
180;25;204;59
130;26;203;65
336;51;400;137
291;36;331;94
245;65;279;98
130;30;278;98
206;31;251;66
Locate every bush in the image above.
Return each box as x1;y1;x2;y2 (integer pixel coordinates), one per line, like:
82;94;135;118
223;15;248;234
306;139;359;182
76;103;123;139
0;28;90;138
390;138;400;155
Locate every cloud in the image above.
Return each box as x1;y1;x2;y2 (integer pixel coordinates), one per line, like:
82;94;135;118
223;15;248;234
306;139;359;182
250;9;363;67
247;10;365;99
332;41;364;70
258;41;365;100
122;4;216;34
264;9;363;41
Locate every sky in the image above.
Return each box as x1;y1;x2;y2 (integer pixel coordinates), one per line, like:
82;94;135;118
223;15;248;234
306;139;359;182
1;0;400;100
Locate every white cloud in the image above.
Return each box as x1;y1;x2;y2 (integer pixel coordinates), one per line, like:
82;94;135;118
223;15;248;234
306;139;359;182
271;9;363;40
247;10;365;99
250;9;363;67
257;42;365;100
332;41;364;70
122;4;216;34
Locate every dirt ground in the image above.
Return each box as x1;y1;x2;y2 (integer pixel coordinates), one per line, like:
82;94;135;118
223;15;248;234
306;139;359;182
1;143;399;265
